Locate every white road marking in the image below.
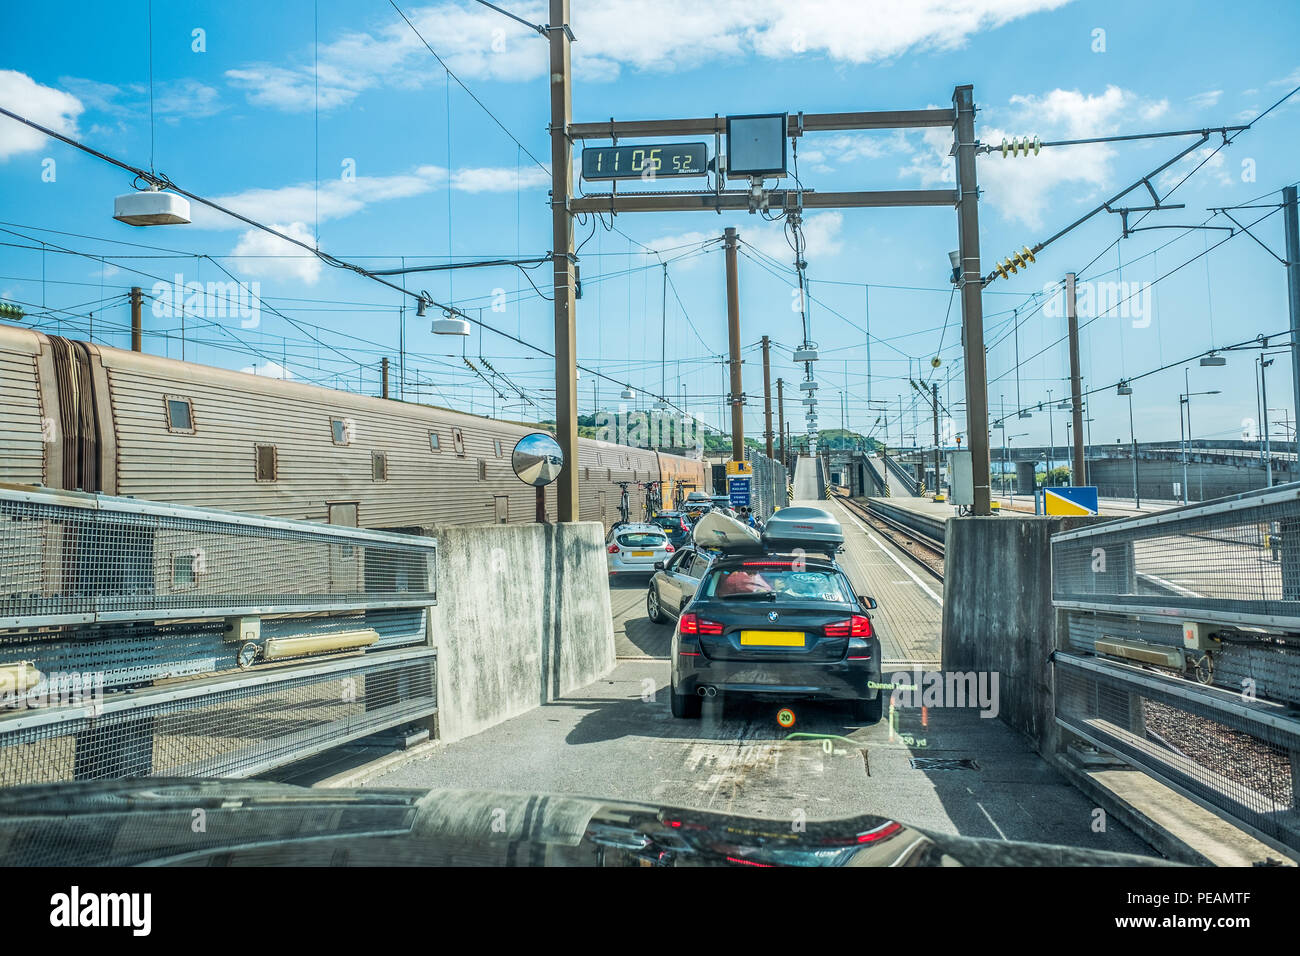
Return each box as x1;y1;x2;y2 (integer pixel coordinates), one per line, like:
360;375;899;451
976;801;1008;840
833;500;943;606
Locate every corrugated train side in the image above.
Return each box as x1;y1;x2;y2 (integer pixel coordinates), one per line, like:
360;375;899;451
0;324;708;530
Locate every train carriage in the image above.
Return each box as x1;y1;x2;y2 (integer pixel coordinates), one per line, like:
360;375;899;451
0;324;707;532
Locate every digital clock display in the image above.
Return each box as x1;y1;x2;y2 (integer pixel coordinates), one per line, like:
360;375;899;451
581;142;709;181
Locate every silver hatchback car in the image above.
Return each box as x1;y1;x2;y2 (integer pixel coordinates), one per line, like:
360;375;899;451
606;523;674;576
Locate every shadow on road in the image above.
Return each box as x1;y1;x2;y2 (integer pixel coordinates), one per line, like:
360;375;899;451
558;686;876;747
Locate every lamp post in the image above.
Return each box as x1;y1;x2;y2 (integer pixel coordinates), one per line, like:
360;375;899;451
1118;380;1138;507
1044;389;1056;485
1180;367;1221;505
1006;432;1028;509
1259;357;1274;487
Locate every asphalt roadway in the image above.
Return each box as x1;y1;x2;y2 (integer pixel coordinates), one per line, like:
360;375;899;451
362;464;1157;857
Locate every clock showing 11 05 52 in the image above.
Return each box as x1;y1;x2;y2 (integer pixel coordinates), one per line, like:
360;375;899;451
581;142;709;181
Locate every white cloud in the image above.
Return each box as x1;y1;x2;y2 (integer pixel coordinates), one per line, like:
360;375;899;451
745;211;844;263
57;76;223;121
901;85;1167;229
1140;98;1169;121
0;70;83;160
1156;146;1234;191
450;166;549;192
1268;67;1300;87
644;229;720;254
796;130;912;168
240;360;295;379
229;222;322;284
1189;90;1222;109
191;161;548;233
224;0;1074;111
153;79;224;120
225;66;358;112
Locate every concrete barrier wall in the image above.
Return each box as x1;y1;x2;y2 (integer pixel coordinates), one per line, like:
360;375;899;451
941;514;1102;754
419;521;616;743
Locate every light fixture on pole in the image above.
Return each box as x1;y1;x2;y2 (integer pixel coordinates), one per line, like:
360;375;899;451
431;310;470;336
113;184;191;226
1200;352;1227;367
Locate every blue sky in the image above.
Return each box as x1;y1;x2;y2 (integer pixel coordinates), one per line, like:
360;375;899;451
2;0;1298;455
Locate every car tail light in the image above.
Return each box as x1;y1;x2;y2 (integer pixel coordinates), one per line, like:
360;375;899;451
856;821;902;844
825;615;872;638
665;544;675;552
679;613;723;636
608;544;620;554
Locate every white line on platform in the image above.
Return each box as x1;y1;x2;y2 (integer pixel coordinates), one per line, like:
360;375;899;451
833;500;943;606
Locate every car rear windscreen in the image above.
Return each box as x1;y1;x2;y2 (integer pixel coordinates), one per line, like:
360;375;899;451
617;532;667;548
703;568;847;601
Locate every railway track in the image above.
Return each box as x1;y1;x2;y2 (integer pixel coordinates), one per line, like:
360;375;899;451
832;493;945;581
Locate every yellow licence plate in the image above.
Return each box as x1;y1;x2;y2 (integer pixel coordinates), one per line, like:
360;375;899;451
632;550;654;557
739;630;805;647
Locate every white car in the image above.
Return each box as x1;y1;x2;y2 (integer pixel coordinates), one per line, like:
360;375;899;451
606;523;674;576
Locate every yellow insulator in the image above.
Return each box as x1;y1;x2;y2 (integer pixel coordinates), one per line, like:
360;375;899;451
1021;245;1036;264
995;260;1010;279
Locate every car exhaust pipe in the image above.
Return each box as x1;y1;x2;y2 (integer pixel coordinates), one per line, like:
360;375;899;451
696;685;718;698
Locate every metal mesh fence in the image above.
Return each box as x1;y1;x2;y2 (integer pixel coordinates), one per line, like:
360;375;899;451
0;485;437;627
1052;483;1300;629
0;649;436;787
1056;653;1300;853
745;450;789;520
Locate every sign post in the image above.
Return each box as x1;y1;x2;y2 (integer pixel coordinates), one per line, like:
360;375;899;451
726;460;753;509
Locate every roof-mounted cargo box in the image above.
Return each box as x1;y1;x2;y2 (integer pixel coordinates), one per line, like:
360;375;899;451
761;507;844;553
692;510;762;552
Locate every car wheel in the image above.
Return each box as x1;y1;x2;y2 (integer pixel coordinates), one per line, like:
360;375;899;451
853;694;883;725
646;586;665;624
669;677;701;719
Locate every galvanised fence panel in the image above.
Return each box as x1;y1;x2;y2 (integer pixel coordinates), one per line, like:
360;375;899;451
0;484;439;784
1050;483;1300;854
0;483;437;628
1052;482;1300;630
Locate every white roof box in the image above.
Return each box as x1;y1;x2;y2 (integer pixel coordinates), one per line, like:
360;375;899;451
113;190;191;226
692;510;761;553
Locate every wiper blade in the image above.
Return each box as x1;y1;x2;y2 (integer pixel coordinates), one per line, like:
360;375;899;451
718;591;778;600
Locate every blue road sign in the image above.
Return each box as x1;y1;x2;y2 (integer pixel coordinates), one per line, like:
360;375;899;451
728;476;752;507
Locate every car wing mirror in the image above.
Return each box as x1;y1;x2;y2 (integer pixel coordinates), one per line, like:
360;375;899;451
858;595;878;609
653;561;665;571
